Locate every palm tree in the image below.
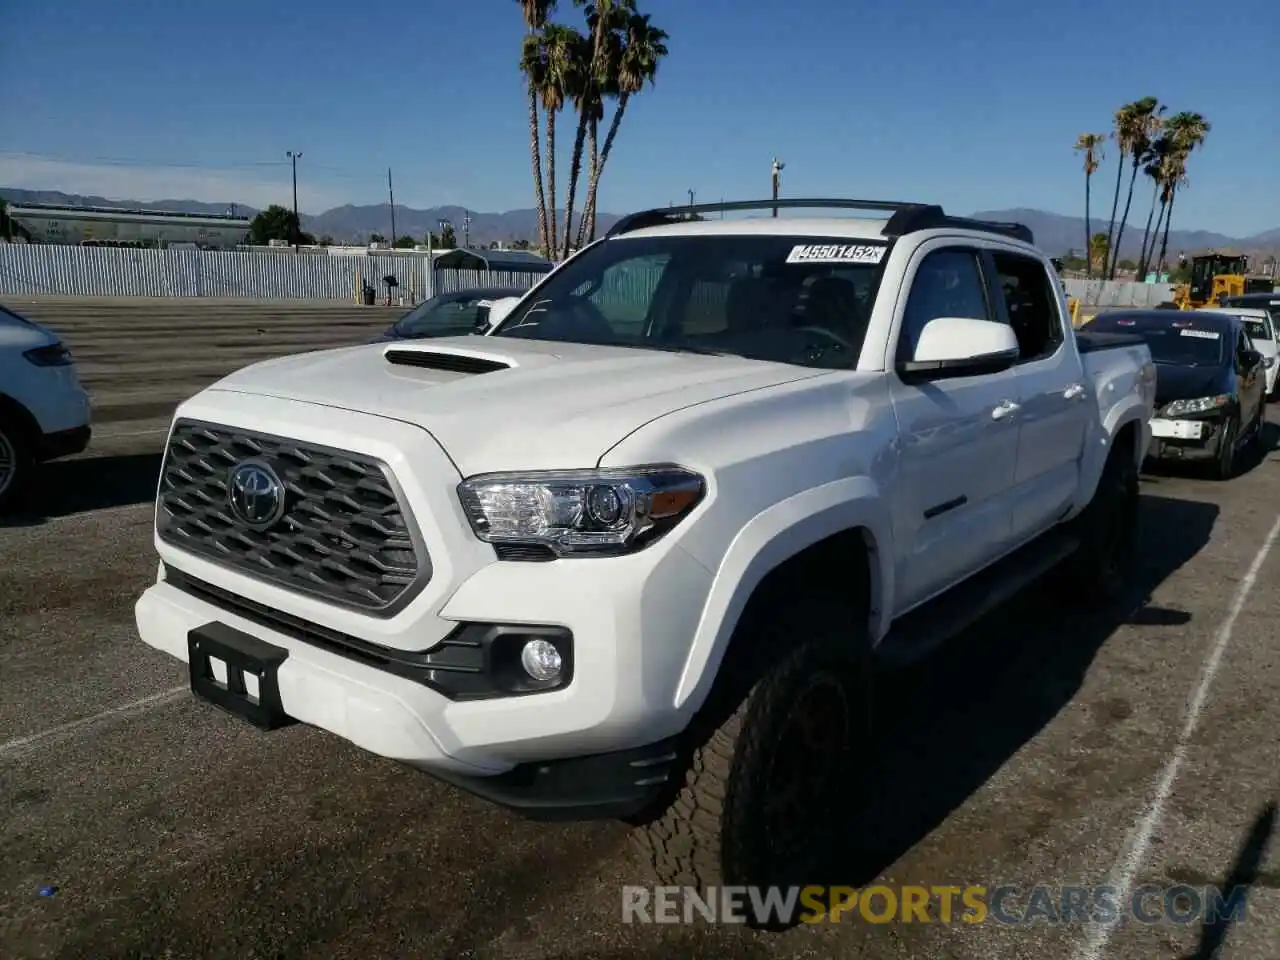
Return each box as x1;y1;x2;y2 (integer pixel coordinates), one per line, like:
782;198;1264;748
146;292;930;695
1155;112;1210;274
1073;133;1106;279
1109;98;1163;279
577;10;668;246
561;2;625;259
517;0;557;254
1103;101;1139;275
1136;135;1173;278
533;23;578;257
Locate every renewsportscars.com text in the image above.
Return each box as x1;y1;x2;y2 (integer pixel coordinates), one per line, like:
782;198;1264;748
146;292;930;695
621;884;1249;926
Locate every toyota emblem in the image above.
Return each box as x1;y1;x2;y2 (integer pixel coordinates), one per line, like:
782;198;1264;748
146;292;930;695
227;459;286;528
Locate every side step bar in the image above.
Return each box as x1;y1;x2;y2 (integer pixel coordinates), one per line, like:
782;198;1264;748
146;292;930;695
875;529;1081;670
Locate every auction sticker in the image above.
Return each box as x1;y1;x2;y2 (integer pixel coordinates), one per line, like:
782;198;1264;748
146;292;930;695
786;243;887;264
1179;328;1220;339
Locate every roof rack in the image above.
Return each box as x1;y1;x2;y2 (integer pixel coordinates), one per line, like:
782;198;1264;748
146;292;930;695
604;197;1034;246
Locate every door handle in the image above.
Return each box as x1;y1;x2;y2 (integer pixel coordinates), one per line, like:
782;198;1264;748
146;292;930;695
991;399;1020;420
1063;383;1086;400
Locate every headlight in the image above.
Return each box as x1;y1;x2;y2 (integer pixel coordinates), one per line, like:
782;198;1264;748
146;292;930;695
457;465;705;558
23;343;73;367
1161;394;1230;417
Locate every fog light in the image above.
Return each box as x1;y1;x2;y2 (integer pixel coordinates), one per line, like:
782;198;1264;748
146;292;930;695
520;638;563;681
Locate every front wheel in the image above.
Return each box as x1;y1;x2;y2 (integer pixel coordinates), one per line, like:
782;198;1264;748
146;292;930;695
1063;443;1139;600
630;605;872;911
0;416;34;512
1212;413;1240;480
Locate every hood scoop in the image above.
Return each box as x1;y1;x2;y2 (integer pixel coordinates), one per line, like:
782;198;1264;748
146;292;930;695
384;348;512;374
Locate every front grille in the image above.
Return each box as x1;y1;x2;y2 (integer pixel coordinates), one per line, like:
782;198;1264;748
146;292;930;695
157;419;429;615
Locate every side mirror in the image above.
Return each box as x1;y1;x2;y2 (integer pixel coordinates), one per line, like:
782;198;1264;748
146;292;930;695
1242;349;1264;370
475;296;521;334
897;316;1021;383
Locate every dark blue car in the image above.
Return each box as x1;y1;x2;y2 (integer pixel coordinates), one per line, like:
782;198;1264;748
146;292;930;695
376;285;530;342
1083;308;1268;479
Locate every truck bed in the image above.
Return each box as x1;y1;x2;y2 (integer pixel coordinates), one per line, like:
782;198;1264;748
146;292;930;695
1075;330;1148;354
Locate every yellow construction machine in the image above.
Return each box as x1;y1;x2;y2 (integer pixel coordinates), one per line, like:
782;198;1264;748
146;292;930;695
1171;253;1273;310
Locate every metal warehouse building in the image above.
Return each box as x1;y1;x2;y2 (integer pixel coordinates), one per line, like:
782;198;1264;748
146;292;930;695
5;202;251;249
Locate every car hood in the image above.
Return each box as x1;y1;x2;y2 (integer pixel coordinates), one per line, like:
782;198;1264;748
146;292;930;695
1153;362;1229;407
204;336;827;475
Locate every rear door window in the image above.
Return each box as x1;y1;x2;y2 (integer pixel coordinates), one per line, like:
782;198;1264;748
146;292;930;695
987;251;1065;363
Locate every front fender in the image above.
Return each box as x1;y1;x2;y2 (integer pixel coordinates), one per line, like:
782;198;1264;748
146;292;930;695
671;475;892;715
1076;394;1150;513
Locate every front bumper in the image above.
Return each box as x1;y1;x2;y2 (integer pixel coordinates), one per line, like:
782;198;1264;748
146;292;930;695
35;423;91;462
135;568;690;819
1146;414;1227;462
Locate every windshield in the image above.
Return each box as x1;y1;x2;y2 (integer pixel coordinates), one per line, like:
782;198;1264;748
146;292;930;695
489;234;891;370
394;289;512;337
1240;318;1272;341
1087;313;1227;366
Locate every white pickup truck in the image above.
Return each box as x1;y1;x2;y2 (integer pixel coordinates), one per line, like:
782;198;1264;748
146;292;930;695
136;199;1155;893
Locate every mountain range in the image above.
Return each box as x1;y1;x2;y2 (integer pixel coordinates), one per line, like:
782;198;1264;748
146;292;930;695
3;188;1278;259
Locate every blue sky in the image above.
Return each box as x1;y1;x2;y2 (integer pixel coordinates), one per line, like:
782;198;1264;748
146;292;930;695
1;0;1276;236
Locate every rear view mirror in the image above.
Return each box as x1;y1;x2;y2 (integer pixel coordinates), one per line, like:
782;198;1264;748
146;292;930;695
476;296;521;334
897;316;1021;382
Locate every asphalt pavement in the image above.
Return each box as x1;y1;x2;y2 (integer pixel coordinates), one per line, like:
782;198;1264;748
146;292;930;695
1;297;1277;959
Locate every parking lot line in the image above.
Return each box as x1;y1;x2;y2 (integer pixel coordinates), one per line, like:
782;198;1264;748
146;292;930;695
1074;511;1280;960
0;685;187;759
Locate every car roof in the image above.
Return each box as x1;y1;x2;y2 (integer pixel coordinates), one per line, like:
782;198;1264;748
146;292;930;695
437;285;525;300
1199;306;1271;319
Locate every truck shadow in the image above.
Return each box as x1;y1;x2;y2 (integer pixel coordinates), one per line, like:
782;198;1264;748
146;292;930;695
0;452;162;527
821;491;1220;889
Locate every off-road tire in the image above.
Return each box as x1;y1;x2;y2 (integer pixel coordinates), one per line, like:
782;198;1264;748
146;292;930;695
1062;441;1139;600
0;414;34;513
629;599;873;908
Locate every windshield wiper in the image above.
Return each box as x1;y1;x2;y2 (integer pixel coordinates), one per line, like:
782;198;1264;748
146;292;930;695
616;341;739;357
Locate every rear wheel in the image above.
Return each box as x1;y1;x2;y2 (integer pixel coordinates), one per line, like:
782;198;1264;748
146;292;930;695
0;414;34;512
630;599;872;915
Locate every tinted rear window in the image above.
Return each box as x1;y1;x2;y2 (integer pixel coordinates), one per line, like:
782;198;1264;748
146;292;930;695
1087;313;1227;366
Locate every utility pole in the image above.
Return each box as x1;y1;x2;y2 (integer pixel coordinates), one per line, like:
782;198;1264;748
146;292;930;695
771;158;785;218
387;168;397;247
463;211;472;248
286;150;303;249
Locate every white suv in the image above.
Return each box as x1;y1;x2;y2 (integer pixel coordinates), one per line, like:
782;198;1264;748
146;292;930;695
0;303;92;510
135;199;1154;895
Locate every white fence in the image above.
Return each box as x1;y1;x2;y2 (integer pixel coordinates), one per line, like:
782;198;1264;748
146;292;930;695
0;245;545;301
0;244;1175;312
1064;278;1175;308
